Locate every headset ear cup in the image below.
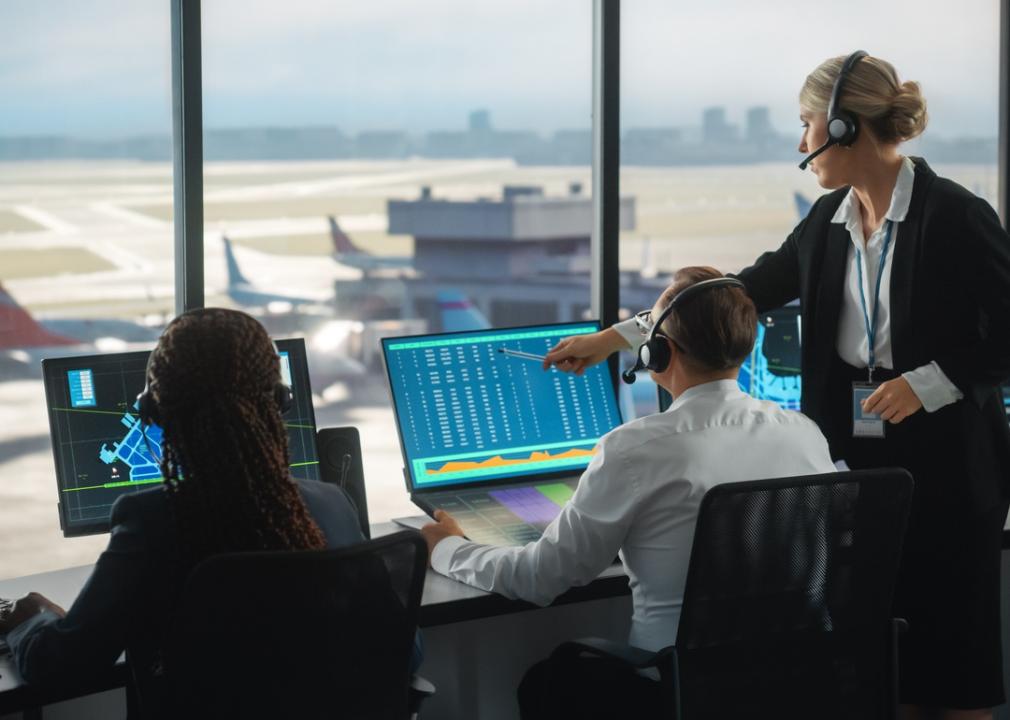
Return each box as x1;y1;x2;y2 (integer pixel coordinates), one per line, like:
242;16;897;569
648;337;672;374
829;112;858;146
136;388;161;428
639;338;672;374
275;383;293;415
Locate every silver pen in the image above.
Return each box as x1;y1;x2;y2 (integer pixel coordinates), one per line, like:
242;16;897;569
497;348;548;363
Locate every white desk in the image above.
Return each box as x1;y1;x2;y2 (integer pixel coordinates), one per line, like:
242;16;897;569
0;523;632;719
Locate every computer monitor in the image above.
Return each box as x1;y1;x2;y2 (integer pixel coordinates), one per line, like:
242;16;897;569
381;321;624;494
42;338;319;537
738;304;803;410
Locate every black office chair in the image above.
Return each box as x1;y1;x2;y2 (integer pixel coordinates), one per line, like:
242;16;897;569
551;468;914;720
317;426;371;538
160;531;430;720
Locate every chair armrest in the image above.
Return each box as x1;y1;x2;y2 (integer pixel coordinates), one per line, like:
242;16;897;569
408;674;436;718
888;617;908;718
409;674;436;698
552;637;673;670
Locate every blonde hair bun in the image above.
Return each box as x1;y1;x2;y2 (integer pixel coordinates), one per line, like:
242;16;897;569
890;80;928;141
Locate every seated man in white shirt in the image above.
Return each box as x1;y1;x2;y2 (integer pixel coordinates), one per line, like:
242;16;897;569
420;266;836;719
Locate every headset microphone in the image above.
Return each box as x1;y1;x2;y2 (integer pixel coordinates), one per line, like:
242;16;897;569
798;138;836;170
621;365;640;384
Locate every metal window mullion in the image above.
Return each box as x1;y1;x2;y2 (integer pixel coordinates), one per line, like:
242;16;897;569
170;0;204;314
592;0;621;388
999;0;1009;227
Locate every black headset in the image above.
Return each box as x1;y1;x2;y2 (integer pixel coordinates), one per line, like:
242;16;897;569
798;50;868;170
135;335;293;429
622;277;747;384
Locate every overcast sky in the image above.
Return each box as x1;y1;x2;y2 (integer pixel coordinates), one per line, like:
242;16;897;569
0;0;999;139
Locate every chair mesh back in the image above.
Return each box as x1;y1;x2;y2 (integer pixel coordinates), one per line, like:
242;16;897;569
676;469;912;720
164;531;426;720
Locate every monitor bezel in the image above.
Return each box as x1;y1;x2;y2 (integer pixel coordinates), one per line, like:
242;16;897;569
380;319;621;497
42;337;318;538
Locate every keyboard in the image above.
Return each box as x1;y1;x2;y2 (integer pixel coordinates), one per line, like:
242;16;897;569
421;479;578;546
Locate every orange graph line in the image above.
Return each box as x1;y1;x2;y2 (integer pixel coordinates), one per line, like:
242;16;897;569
426;447;596;475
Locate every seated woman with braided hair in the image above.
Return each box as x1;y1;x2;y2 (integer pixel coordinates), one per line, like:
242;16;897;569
0;308;421;694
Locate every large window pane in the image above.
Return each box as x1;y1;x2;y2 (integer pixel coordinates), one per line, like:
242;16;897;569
0;1;174;578
200;1;593;523
619;0;999;419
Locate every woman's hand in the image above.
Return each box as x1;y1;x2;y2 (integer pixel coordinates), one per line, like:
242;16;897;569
543;328;628;375
861;377;923;424
0;592;66;634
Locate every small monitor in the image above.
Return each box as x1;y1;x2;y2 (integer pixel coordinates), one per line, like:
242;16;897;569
42;338;319;537
381;321;623;493
738;305;802;410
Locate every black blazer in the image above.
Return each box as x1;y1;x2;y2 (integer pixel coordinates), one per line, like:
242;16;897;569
9;479;423;697
737;158;1010;510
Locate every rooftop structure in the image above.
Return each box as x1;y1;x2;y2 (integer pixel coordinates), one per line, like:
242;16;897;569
388;184;635;280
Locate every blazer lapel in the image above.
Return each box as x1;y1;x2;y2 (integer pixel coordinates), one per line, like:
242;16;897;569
814;221;851;367
889;159;933;371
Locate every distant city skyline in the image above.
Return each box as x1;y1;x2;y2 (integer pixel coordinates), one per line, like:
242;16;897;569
0;106;995;166
0;0;999;139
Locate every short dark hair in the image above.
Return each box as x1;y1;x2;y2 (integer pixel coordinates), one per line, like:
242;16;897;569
655;266;757;372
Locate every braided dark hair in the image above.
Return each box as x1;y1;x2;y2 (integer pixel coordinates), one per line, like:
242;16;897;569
149;308;325;568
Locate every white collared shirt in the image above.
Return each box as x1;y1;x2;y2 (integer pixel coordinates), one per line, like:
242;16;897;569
832;156;962;411
431;380;836;652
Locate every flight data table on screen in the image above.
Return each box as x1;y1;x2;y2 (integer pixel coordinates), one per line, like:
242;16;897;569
42;339;319;536
383;323;623;491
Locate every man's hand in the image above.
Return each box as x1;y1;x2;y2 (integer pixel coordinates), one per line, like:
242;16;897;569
0;592;66;634
420;510;465;566
543;328;627;375
861;377;923;424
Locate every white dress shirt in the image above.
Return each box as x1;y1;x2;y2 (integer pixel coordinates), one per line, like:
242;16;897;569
832;155;962;411
431;380;836;652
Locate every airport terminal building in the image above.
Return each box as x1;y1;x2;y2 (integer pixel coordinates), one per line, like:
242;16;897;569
336;184;670;332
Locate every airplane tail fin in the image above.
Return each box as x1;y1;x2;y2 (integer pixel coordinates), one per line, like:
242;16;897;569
329;215;365;255
0;283;78;350
222;235;251;288
793;192;813;220
437;290;490;332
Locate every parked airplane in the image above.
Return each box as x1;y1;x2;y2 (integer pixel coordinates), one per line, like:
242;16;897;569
329;216;411;272
219;236;368;391
223;235;328;311
0;282;161;378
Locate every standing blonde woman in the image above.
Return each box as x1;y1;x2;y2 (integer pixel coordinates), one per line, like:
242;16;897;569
545;53;1010;719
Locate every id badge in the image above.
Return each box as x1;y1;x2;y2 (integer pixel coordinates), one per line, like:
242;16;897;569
851;382;885;439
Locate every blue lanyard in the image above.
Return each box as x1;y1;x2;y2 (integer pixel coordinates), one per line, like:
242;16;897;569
854;219;894;381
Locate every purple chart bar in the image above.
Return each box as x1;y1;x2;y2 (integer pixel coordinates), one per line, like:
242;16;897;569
489;486;560;524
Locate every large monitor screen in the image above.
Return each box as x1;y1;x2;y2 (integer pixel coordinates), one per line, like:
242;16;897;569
382;322;623;493
42;338;319;536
